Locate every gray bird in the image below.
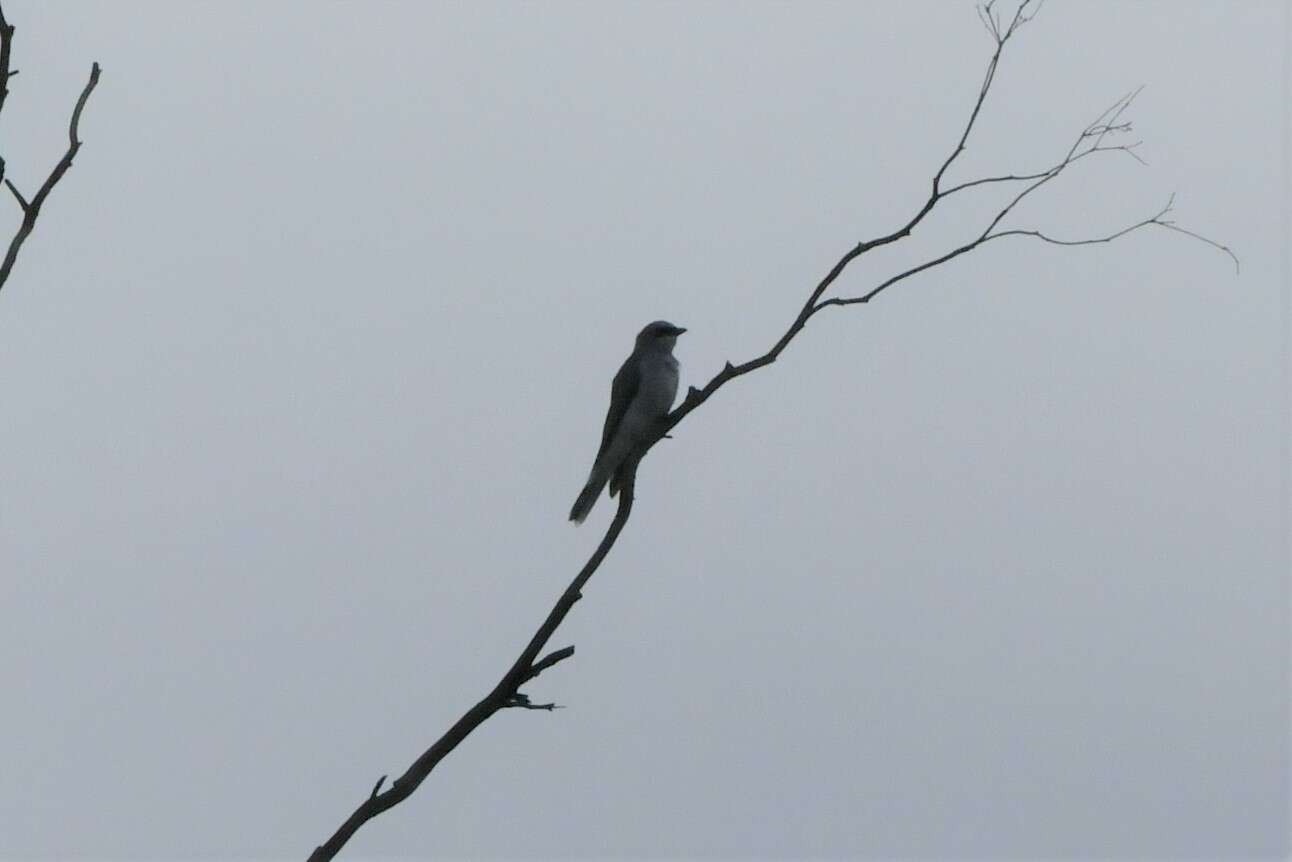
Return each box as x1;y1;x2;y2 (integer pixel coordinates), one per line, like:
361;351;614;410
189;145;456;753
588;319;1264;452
569;320;686;524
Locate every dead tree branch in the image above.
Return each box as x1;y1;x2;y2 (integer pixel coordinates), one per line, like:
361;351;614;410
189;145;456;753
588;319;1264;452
307;475;635;862
813;93;1238;314
307;4;1233;859
0;2;101;298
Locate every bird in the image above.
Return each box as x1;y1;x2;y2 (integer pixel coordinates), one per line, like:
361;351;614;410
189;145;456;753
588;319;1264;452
569;320;686;524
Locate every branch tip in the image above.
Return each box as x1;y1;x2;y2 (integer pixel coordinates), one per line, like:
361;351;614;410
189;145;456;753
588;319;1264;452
68;61;101;146
4;178;28;211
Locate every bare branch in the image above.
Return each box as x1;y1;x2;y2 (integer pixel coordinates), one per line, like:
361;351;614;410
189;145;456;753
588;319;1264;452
810;199;1202;316
989;195;1240;273
941;170;1054;195
307;476;637;862
941;89;1148;200
934;1;1031;193
633;10;1050;429
67;62;98;145
987;194;1178;247
813;241;984;313
27;61;101;215
816;90;1234;311
0;48;101;296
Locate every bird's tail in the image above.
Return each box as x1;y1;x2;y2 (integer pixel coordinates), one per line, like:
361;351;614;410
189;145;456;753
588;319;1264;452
569;469;610;524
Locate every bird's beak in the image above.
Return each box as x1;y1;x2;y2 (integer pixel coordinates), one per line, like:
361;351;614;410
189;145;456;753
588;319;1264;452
671;326;687;336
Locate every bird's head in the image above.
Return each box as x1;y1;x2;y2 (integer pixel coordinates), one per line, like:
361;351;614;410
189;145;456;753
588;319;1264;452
636;320;687;351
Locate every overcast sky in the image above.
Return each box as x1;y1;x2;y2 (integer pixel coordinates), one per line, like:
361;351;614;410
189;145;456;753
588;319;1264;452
0;2;1287;860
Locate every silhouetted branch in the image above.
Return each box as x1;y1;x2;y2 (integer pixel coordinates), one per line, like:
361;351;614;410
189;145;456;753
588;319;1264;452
307;4;1234;859
525;645;576;682
4;177;27;209
307;475;636;862
0;2;101;298
812;91;1235;313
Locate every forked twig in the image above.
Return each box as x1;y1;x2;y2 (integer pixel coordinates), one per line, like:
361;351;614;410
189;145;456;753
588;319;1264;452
0;3;101;297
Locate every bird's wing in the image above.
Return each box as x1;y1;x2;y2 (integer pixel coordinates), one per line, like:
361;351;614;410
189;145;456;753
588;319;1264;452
594;353;640;466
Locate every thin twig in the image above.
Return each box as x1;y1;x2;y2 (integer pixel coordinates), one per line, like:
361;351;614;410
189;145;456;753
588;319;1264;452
4;177;27;210
1153;222;1240;273
941;170;1053;195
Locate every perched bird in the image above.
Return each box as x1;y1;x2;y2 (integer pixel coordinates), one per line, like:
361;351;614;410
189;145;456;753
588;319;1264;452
569;320;686;524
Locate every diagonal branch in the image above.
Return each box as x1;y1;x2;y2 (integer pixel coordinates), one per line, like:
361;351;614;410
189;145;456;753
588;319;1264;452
643;10;1045;435
305;4;1234;860
307;474;637;862
305;8;1064;860
0;22;101;297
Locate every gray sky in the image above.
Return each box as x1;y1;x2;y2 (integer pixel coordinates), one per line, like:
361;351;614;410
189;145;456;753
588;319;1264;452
0;1;1286;859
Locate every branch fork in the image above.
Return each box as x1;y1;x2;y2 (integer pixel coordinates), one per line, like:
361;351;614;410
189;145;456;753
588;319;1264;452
0;2;101;297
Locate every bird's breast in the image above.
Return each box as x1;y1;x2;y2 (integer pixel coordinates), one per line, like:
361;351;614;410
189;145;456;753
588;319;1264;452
632;353;680;417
